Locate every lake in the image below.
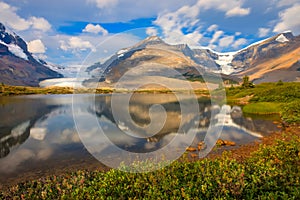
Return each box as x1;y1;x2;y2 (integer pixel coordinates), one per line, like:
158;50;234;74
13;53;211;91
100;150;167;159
0;94;280;183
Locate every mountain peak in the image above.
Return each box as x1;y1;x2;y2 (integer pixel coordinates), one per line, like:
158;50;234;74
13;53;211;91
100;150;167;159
144;35;163;42
134;36;165;48
274;32;294;43
0;22;63;86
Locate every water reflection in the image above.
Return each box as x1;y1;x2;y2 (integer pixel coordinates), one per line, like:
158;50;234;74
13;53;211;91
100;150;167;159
0;94;280;178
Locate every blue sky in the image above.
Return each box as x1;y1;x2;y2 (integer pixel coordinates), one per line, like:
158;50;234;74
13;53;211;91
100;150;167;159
1;0;300;66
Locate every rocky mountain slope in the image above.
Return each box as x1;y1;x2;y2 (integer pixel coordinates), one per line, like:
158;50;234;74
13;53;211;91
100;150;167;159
231;32;300;83
0;23;62;86
87;32;300;86
86;36;238;88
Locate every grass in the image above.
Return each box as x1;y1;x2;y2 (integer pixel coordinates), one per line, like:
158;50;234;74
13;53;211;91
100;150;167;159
226;82;300;123
0;84;74;96
242;102;281;115
226;82;300;103
1;134;299;199
0;84;210;96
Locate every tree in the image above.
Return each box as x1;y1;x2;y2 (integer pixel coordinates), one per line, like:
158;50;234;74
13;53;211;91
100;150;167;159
241;76;254;88
276;80;284;86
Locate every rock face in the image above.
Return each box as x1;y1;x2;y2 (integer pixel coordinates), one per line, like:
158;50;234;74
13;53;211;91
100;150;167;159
0;23;62;86
86;36;238;86
87;33;300;85
231;32;300;83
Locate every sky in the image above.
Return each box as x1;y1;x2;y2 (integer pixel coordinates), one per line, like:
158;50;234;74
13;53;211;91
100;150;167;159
0;0;300;66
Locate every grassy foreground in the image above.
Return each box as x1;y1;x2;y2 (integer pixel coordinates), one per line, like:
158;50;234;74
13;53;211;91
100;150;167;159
1;133;299;199
226;82;300;123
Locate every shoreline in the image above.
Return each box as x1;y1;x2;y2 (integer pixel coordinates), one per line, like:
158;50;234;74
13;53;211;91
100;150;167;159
0;84;211;96
1;123;298;190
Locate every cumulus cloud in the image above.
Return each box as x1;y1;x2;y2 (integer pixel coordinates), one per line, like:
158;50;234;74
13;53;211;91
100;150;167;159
273;4;300;35
153;0;250;47
210;30;224;44
207;24;218;32
60;37;95;52
0;1;31;31
146;27;158;36
28;39;46;53
232;38;247;49
0;1;51;32
196;0;251;17
87;0;118;9
277;0;299;7
226;7;251;17
29;17;51;32
154;4;202;46
219;36;235;47
258;28;270;37
83;23;108;35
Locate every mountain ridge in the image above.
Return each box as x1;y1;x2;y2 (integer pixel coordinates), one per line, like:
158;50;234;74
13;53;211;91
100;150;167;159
0;23;63;86
87;32;300;85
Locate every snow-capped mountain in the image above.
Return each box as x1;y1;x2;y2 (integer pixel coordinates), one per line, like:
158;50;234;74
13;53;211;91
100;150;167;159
0;23;62;86
86;35;238;86
230;31;300;83
87;32;300;85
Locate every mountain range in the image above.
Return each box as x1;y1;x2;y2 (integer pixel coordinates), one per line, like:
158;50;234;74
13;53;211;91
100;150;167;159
87;32;300;85
0;21;299;87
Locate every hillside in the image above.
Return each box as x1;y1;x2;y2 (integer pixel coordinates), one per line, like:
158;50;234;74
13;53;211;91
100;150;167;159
0;23;62;86
86;33;300;87
231;32;300;83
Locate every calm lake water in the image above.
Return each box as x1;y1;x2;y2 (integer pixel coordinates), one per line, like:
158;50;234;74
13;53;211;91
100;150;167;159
0;94;280;183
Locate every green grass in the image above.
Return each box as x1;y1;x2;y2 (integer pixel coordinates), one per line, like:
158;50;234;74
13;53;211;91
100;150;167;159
0;84;210;96
242;102;281;115
226;82;300;103
281;100;300;123
226;82;300;123
0;84;74;96
1;135;299;199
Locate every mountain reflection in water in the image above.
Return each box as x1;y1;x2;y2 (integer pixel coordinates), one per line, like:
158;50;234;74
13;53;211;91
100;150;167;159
0;94;280;179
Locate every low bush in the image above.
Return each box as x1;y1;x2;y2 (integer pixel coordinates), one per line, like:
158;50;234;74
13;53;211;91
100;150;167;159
2;135;299;199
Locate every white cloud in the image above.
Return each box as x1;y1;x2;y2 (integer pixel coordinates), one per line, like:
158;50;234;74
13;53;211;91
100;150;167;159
146;27;158;36
87;0;118;9
83;23;108;35
210;30;224;44
154;4;203;46
196;0;251;17
0;1;51;32
273;4;300;35
28;39;46;53
29;17;51;32
60;37;95;52
153;0;250;47
0;1;31;31
207;24;218;32
226;7;251;17
232;38;247;49
219;36;235;47
235;32;242;36
277;0;299;7
258;28;270;37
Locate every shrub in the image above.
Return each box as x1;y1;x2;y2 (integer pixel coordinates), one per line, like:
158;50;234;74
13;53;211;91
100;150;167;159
2;136;299;199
